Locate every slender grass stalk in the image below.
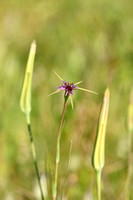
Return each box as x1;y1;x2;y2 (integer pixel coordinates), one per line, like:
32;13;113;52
125;88;133;200
92;88;110;200
20;41;45;200
61;140;72;200
27;120;45;200
96;171;101;200
53;97;68;200
125;129;132;200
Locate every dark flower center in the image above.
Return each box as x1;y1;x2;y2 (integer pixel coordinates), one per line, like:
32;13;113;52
66;85;73;91
57;81;77;96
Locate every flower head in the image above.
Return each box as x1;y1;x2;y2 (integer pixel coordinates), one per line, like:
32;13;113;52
57;81;77;96
49;70;98;109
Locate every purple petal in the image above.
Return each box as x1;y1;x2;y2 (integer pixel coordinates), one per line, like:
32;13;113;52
65;91;68;96
63;80;67;84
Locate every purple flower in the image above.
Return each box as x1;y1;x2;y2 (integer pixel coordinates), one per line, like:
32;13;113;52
49;70;97;109
57;81;77;96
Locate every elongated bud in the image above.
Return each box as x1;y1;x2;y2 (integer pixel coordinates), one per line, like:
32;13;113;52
92;88;110;172
20;41;36;121
127;88;133;132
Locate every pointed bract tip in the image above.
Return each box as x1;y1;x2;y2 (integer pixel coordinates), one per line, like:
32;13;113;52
130;87;133;103
52;69;63;81
74;80;83;86
52;69;57;74
31;40;36;52
105;88;110;98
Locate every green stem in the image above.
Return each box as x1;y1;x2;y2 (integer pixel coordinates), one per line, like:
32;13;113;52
97;171;101;200
27;122;45;200
125;129;132;200
53;100;67;200
61;140;72;200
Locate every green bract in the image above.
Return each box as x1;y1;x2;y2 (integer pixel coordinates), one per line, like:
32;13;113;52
20;41;36;122
128;88;133;132
92;88;110;172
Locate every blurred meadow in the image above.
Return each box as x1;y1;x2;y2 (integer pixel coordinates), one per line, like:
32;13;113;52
0;0;133;199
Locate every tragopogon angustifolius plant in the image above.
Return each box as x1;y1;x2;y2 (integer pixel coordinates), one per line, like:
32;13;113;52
20;41;45;200
50;70;97;199
92;88;110;200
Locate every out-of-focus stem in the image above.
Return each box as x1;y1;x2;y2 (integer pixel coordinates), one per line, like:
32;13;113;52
53;100;67;200
97;171;101;200
27;122;45;200
125;129;132;200
61;140;72;200
125;88;133;200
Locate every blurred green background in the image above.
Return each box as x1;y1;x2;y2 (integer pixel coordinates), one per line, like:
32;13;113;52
0;0;133;199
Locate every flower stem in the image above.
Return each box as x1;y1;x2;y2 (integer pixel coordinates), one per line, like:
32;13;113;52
61;140;72;200
97;171;101;200
53;100;67;200
27;122;45;200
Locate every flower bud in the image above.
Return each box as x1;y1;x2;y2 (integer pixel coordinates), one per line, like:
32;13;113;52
20;41;36;119
92;88;110;172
